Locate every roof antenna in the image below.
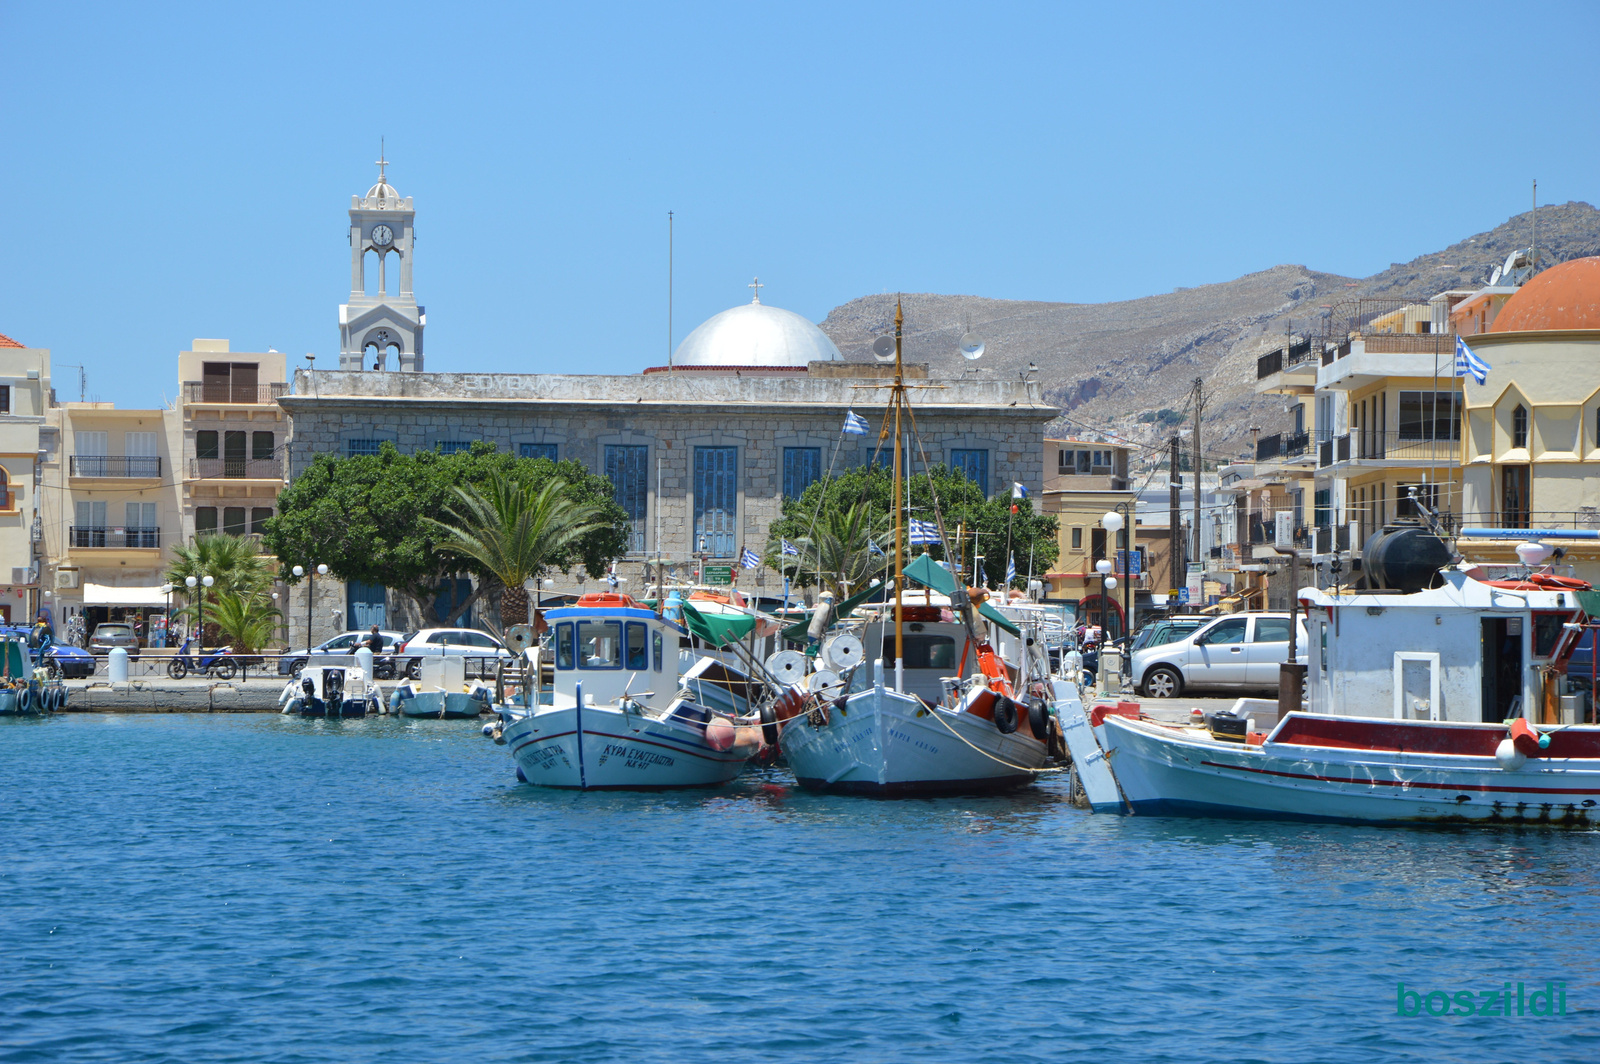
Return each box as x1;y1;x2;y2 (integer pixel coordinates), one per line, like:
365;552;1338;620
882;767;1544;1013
1531;178;1538;272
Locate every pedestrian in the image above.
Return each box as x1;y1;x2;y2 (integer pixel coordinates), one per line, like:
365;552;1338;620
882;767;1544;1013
30;612;54;652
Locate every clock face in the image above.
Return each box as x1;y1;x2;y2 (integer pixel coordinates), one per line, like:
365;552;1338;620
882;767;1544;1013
372;224;394;247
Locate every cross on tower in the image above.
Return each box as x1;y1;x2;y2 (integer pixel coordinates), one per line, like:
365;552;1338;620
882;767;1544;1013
375;137;388;183
748;276;763;304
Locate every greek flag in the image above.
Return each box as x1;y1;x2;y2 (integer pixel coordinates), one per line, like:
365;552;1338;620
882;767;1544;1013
975;561;988;587
740;547;761;569
1005;553;1016;584
908;519;939;545
781;538;800;557
842;410;870;436
868;539;885;557
1012;482;1029;499
1454;335;1491;385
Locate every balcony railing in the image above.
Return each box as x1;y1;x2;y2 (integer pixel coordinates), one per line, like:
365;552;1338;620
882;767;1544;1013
1357;333;1456;356
70;526;161;548
1255;431;1311;462
1255;341;1318;380
190;456;283;480
1318;435;1353;467
183;381;290;405
1459;511;1600;532
1343;431;1459;463
70;456;162;478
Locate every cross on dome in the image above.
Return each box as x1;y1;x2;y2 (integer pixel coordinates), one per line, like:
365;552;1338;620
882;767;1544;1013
375;137;388;184
748;277;764;304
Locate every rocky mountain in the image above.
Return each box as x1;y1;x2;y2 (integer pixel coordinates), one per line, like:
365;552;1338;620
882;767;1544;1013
819;201;1600;468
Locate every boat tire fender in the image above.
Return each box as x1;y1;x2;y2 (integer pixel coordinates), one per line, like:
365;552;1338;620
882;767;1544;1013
992;694;1019;734
759;702;780;746
19;687;38;713
1026;698;1050;744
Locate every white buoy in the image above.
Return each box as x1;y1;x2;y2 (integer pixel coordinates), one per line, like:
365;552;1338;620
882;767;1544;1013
1495;738;1526;771
108;646;129;683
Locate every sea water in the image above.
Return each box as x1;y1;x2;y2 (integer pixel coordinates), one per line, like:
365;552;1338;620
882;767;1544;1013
2;714;1596;1063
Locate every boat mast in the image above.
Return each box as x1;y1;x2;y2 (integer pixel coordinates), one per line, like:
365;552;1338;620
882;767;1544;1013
892;298;905;691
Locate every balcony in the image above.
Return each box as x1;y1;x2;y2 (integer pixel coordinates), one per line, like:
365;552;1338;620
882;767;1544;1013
190;455;283;480
183;381;289;405
1319;431;1458;470
1255;431;1311;463
69;456;162;478
1254;339;1319;392
1317;333;1458;390
70;526;161;549
1317;434;1352;467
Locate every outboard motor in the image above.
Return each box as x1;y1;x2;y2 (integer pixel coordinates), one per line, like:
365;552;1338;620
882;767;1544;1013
324;669;347;715
300;675;322;717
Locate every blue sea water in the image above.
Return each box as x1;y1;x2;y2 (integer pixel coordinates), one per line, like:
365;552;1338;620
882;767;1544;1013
2;714;1597;1064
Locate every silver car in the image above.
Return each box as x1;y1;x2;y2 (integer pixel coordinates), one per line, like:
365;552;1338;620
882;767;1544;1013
1132;612;1307;698
89;622;141;658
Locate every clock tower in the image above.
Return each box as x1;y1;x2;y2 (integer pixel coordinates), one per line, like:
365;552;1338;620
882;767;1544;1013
339;150;424;370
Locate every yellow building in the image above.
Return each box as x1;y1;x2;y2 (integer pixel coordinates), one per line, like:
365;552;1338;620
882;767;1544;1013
0;333;52;624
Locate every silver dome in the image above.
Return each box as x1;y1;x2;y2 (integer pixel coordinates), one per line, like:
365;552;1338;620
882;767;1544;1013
672;302;841;368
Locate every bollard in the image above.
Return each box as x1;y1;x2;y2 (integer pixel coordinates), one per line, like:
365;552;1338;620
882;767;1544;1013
355;647;375;678
109;646;129;683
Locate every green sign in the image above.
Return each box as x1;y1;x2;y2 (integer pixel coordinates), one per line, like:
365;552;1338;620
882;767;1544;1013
703;565;734;585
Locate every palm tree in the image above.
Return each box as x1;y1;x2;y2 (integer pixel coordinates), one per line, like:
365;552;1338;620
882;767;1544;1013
179;591;281;654
779;502;889;601
165;534;275;642
423;474;612;631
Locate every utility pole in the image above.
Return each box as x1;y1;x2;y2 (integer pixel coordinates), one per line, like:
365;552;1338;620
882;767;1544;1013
1169;435;1183;614
1191;377;1205;587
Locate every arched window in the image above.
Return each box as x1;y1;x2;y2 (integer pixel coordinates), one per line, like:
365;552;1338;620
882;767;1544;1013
363;249;380;296
1512;404;1529;449
364;342;384;370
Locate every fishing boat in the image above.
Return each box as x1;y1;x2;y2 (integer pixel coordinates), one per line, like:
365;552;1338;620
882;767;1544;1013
485;592;765;789
279;663;382;718
0;635;69;714
1086;562;1600;826
388;656;495;718
772;301;1054;794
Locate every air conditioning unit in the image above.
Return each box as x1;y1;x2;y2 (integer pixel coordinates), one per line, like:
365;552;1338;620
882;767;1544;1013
56;567;80;589
11;567;30;586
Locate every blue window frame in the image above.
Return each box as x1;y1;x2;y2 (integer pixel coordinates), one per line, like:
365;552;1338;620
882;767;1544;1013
347;580;386;630
555;623;574;670
652;629;663;672
346;439;382;457
694;446;737;556
950;448;989;497
577;620;622;669
782;446;822;499
520;442;558;461
438;441;473;455
605;444;648;553
625;622;649;671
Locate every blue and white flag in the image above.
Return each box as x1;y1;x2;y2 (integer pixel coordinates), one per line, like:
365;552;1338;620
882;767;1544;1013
1455;335;1491;385
1005;553;1016;584
908;519;940;545
868;538;885;557
842;410;870;436
781;538;800;557
1012;482;1029;500
975;561;988;587
740;547;761;569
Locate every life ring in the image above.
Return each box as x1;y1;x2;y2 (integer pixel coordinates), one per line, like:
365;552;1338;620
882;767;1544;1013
1027;698;1051;744
575;592;641;608
992;694;1019;734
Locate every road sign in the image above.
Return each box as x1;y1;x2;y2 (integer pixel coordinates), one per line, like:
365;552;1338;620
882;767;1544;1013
1116;549;1142;576
703;565;733;585
1178;588;1190;605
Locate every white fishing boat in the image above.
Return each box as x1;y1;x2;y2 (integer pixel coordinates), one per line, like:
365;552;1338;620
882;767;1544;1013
388;656;494;718
486;592;765;789
280;663;383;718
0;636;69;714
772;303;1054;794
1088;562;1600;826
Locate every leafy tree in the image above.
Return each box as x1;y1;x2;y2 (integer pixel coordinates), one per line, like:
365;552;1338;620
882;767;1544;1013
422;474;615;631
781;502;889;600
766;464;1057;591
264;443;631;627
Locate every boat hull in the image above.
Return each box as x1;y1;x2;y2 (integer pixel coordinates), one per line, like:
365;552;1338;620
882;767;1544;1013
1100;714;1600;827
502;703;755;790
399;690;486;719
781;685;1047;795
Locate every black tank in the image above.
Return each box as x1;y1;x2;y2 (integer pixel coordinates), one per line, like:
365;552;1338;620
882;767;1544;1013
1361;526;1451;593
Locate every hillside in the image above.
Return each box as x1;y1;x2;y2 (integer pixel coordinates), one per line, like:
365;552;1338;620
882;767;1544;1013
818;201;1600;465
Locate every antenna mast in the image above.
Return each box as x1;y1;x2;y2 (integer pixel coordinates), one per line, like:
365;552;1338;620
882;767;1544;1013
667;211;674;370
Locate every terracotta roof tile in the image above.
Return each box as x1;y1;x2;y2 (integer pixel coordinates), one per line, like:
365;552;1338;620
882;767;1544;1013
0;331;24;348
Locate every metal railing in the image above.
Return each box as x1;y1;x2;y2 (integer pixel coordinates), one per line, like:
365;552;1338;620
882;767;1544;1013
70;525;162;548
69;456;162;477
190;456;283;479
1459;511;1600;532
1255;431;1311;461
1337;431;1461;463
53;649;516;686
183;381;290;405
1318;435;1353;467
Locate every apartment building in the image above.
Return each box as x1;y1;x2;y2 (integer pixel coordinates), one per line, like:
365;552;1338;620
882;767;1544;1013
177;341;288;544
0;334;52;624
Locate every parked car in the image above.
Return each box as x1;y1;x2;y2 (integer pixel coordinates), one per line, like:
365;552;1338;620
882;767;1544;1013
1130;617;1207;654
43;643;97;678
394;628;513;679
1132;612;1308;698
89;623;141;658
279;630;406;677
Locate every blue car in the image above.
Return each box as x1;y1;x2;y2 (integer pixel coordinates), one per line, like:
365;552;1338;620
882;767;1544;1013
0;624;96;678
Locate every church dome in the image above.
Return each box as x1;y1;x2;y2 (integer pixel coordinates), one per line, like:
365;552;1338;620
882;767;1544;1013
1490;256;1600;333
671;298;841;368
365;179;402;203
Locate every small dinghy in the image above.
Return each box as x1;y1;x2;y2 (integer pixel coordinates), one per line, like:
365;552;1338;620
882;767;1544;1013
280;664;381;718
389;656;494;718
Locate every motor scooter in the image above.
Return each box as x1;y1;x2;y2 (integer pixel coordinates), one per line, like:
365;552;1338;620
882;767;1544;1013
166;637;237;680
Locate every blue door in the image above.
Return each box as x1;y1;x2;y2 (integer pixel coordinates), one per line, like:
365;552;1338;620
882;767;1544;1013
347;581;386;630
694;446;737;557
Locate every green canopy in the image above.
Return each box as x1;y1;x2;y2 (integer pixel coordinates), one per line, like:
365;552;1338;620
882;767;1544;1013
780;582;886;643
902;554;1020;636
1577;590;1600;621
679;600;757;648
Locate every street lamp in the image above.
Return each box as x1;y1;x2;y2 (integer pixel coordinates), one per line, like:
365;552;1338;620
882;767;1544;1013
1094;558;1112;641
184;576;197;648
1102;507;1133;642
292;563;328;649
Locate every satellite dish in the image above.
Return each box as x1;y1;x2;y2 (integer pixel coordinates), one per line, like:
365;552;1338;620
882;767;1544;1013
872;335;895;362
764;650;807;685
505;625;536;653
822;632;864;672
959;333;985;361
1489;265;1503;285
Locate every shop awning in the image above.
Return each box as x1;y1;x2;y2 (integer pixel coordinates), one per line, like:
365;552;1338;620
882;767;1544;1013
82;583;172;607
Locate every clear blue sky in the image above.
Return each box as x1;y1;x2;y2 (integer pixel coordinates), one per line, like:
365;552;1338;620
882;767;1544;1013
3;1;1596;405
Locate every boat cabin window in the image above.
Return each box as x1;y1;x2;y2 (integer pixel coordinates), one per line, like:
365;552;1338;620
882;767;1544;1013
578;620;622;669
652;630;663;671
555;623;575;670
625;622;649;671
1251;617;1292;643
882;633;957;670
1198;618;1247;645
1533;612;1567;659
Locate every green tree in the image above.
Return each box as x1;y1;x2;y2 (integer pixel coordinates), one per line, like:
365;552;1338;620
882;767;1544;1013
186;591;281;654
264;443;631;627
766;464;1058;590
164;534;275;600
781;501;889;600
422;474;614;631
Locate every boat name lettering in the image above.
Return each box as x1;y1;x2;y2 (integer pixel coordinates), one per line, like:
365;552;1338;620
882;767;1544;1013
602;743;675;768
888;727;939;754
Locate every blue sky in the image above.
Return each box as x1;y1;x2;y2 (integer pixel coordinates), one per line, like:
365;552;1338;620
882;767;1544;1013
2;1;1596;404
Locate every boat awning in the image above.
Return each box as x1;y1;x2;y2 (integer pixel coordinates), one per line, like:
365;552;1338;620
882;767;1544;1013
779;582;886;643
903;555;1020;636
680;600;756;648
82;583;172;607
